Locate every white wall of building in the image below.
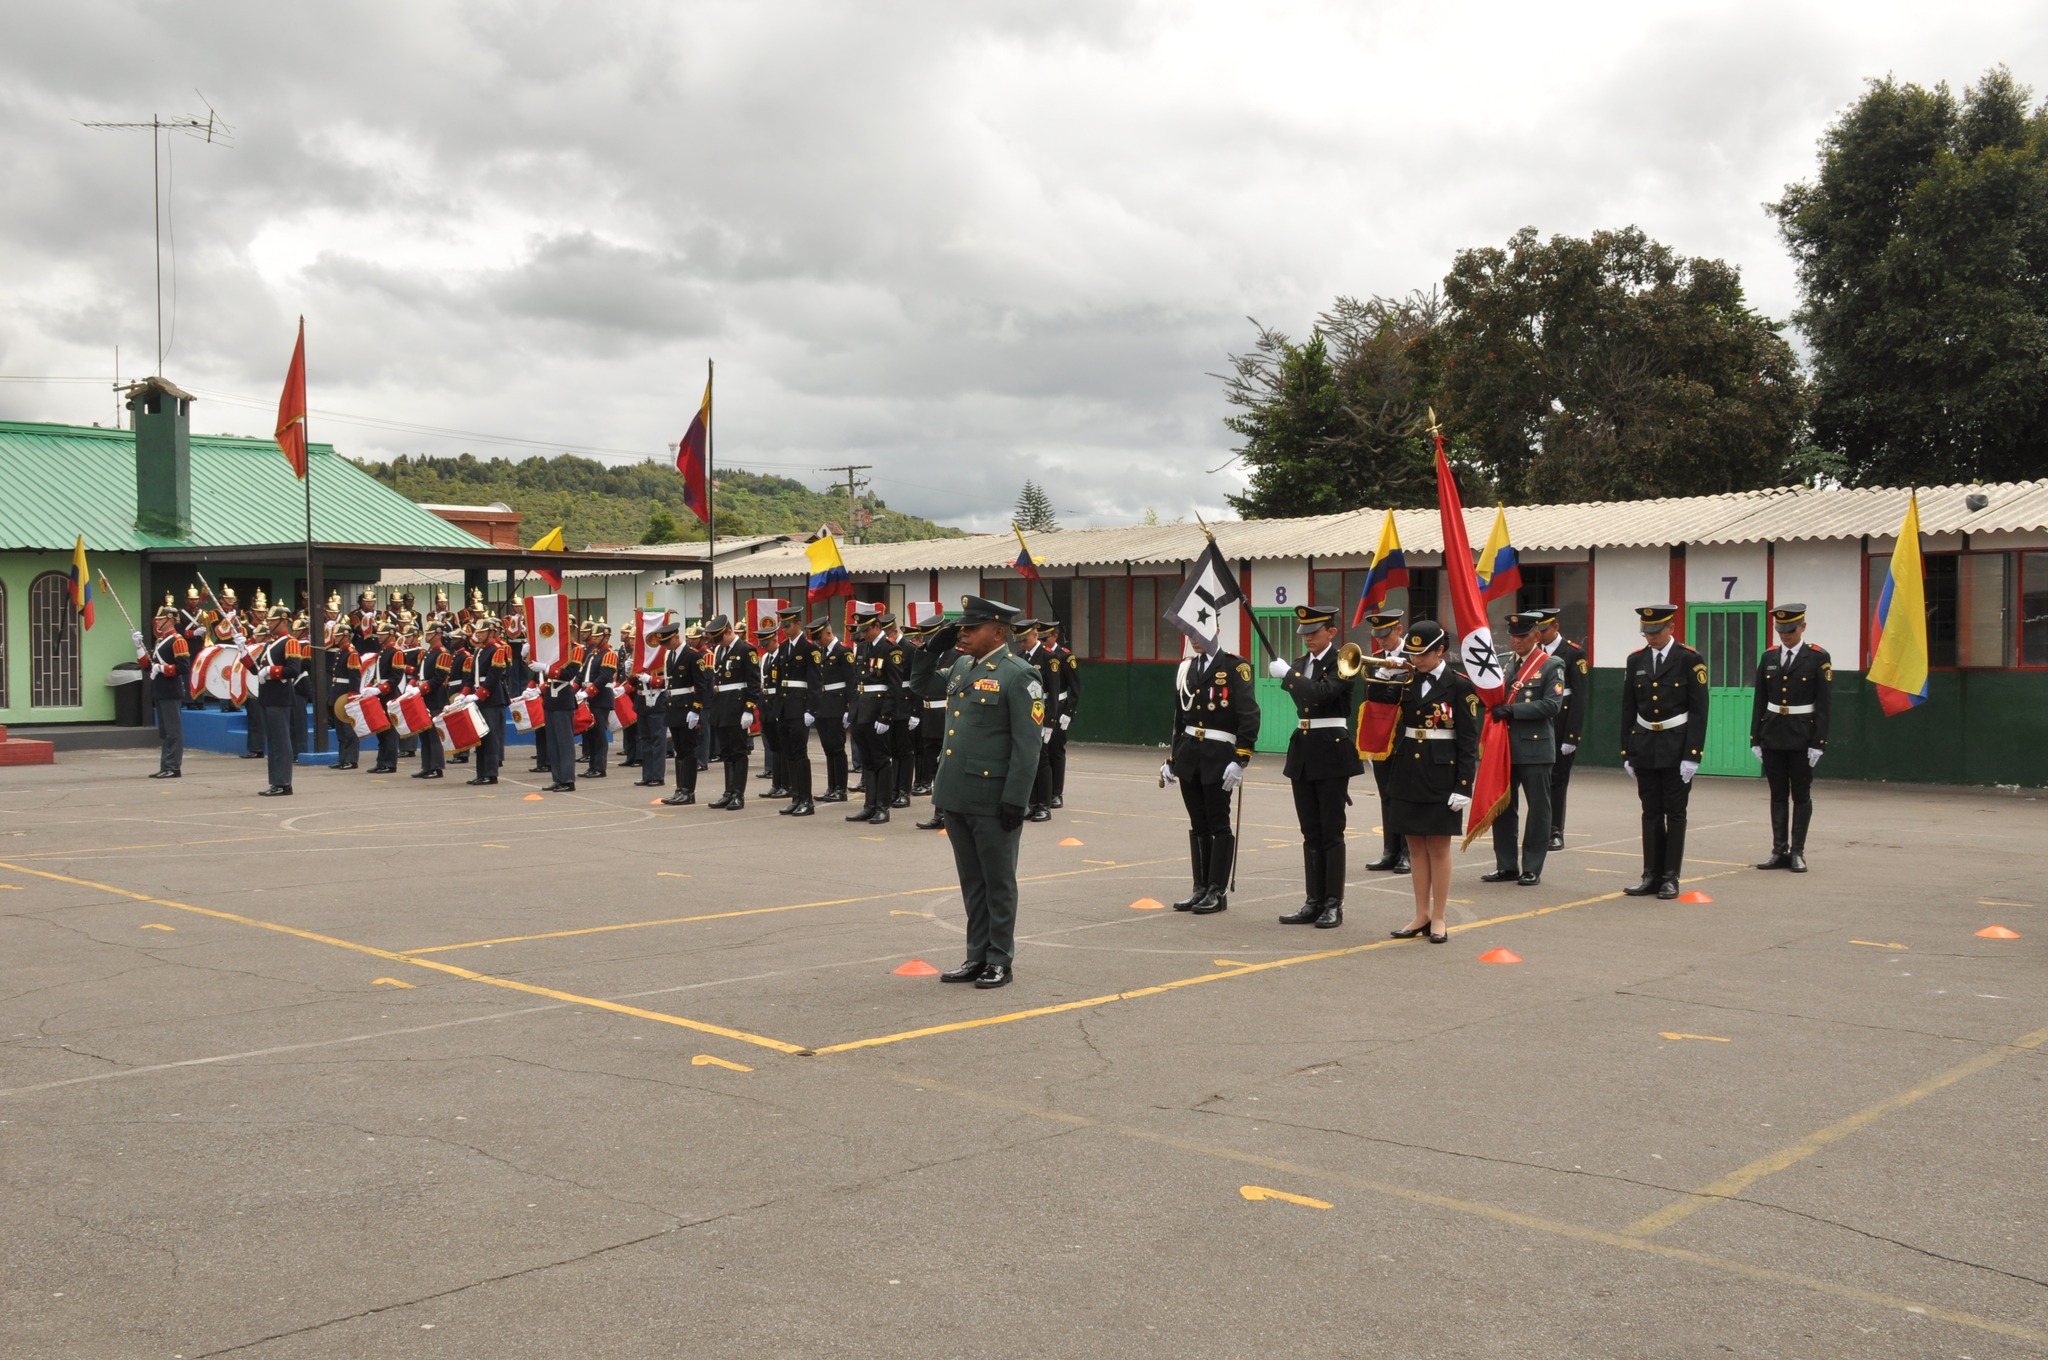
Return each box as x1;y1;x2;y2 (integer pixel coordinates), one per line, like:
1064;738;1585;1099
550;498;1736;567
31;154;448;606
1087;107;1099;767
1245;559;1307;615
1685;543;1769;608
1591;546;1669;667
1772;539;1864;659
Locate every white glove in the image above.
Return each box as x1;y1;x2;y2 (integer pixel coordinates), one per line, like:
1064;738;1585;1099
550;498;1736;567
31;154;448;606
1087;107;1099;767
636;671;652;684
1159;761;1175;785
1058;714;1071;730
1807;747;1823;768
1751;745;1763;762
873;720;890;735
1559;742;1576;755
530;661;545;674
1679;759;1699;784
130;629;144;647
1623;761;1634;779
841;712;851;729
686;711;700;729
741;711;756;732
1221;761;1244;793
907;716;920;731
1267;659;1290;680
522;686;540;701
1447;792;1472;812
803;712;815;728
1041;726;1053;745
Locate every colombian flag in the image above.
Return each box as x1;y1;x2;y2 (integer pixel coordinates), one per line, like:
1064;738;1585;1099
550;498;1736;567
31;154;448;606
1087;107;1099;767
1474;506;1522;603
805;532;854;604
1011;525;1043;583
1350;510;1409;626
70;535;94;629
531;524;566;591
1867;492;1929;715
674;376;711;523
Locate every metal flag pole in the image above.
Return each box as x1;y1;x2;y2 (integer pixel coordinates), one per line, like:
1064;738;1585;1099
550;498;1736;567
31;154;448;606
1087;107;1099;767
300;318;328;755
703;358;716;620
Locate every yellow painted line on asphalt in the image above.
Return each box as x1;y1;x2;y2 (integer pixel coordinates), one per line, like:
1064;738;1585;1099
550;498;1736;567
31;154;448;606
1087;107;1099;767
1848;940;1908;951
807;873;1740;1056
1240;1185;1331;1209
0;859;806;1057
139;923;175;931
1623;1022;2048;1240
1979;899;2034;908
372;977;415;989
1658;1032;1729;1043
691;1055;753;1072
0;884;22;890
886;1070;2048;1348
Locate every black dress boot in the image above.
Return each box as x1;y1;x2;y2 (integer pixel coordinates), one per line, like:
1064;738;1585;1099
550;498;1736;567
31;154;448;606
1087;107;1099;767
1756;808;1790;868
1314;845;1344;927
1192;831;1234;915
1173;831;1210;911
1789;803;1812;872
1280;847;1324;924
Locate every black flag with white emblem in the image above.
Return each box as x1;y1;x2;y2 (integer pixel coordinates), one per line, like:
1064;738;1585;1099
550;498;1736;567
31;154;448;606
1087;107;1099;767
1163;539;1243;656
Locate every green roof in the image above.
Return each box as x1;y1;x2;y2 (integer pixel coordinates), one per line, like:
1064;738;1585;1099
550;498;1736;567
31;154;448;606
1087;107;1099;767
0;421;490;553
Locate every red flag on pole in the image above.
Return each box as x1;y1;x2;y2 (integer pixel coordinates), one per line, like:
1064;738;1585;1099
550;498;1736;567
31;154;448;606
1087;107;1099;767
674;378;711;523
1432;431;1513;847
275;318;309;479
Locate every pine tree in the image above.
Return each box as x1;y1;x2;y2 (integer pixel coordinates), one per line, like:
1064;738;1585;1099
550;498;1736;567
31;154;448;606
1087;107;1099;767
1014;479;1057;531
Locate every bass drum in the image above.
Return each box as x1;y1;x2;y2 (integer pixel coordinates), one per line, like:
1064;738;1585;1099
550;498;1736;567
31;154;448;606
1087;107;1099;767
191;644;250;704
332;692;358;724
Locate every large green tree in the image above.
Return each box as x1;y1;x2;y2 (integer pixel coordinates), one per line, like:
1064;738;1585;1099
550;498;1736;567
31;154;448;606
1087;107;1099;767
1772;67;2048;487
1220;291;1448;517
1440;227;1812;502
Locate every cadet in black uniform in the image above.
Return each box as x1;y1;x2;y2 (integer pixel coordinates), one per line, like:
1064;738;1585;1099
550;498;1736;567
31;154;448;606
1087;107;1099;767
1750;604;1832;873
633;619;674;789
1535;607;1589;851
847;612;906;824
246;606;304;797
905;617;942;796
1043;621;1080;808
466;615;510;786
412;622;452;780
1162;642;1260;914
886;617;918;808
1271;605;1362;928
912;618;961;829
1620;604;1710;899
327;617;362;772
809;618;855;803
581;621;618;779
660;621;707;805
1016;619;1063;822
757;615;788;796
1372;622;1481;942
705;615;760;810
539;633;585;794
773;605;819;817
138;601;192;778
368;622;405;773
1359;611;1410;874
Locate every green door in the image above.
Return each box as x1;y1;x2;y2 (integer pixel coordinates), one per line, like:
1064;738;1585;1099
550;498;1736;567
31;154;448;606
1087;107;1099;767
1688;602;1764;777
1249;607;1294;755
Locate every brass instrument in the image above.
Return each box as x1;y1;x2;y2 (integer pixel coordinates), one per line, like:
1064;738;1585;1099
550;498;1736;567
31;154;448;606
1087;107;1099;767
1334;642;1365;678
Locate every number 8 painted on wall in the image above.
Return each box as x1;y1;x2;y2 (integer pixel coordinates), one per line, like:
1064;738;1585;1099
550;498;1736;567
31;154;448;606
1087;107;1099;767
1275;586;1287;604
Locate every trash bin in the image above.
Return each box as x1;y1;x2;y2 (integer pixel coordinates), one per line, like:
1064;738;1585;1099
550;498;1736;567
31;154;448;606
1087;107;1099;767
107;664;148;727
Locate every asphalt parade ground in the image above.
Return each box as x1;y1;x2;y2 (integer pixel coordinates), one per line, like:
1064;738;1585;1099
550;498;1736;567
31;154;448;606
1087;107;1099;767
1;745;2043;1358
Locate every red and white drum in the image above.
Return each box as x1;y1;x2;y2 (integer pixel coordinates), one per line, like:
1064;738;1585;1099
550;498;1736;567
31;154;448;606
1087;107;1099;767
437;701;489;753
190;644;250;704
571;701;595;735
389;691;431;739
355;693;390;735
609;691;638;731
509;695;544;733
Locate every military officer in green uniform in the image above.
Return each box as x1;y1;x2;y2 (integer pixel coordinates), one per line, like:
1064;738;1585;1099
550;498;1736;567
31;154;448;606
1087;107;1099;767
930;595;1044;990
1620;604;1710;900
1749;603;1832;873
1480;611;1568;886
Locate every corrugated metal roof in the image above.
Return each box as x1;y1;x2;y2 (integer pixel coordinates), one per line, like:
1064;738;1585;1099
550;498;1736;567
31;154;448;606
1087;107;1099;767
0;421;490;552
711;479;2048;578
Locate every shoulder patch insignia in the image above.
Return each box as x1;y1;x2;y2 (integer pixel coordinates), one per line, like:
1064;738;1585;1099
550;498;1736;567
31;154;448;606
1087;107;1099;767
1027;680;1045;700
1577;657;1589;674
890;649;903;665
1694;663;1708;685
1465;693;1481;717
1821;662;1833;682
1031;699;1045;725
1236;662;1252;683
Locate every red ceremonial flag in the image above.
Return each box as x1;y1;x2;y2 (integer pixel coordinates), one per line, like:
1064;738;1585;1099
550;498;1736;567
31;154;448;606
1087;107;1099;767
674;378;711;523
275;318;309;479
1433;433;1513;848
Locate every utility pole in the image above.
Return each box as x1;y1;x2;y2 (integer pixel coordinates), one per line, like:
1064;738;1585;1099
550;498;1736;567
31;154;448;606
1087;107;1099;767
817;464;872;542
81;98;232;377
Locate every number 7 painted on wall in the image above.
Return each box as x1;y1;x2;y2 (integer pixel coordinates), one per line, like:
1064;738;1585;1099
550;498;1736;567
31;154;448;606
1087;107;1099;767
1722;576;1737;599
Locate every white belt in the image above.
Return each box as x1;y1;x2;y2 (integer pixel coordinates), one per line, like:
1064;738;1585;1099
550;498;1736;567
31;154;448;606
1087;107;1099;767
1182;725;1235;742
1766;703;1815;715
860;684;889;692
716;682;747;692
822;682;847;691
1402;727;1456;741
1297;717;1348;731
1636;712;1690;731
925;699;947;709
761;686;779;694
783;680;809;689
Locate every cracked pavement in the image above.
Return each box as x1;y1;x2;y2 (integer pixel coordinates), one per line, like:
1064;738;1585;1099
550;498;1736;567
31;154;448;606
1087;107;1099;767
0;746;2043;1357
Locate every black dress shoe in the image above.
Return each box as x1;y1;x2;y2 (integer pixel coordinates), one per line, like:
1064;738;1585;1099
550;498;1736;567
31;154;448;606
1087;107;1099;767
1755;851;1791;870
1480;868;1519;883
1517;872;1540;886
914;816;946;830
240;752;263;759
148;770;177;779
662;791;695;806
1656;877;1681;900
634;779;662;787
1365;855;1401;872
1049;796;1063;810
544;782;576;792
974;963;1013;989
528;765;549;773
1390;922;1430;939
411;770;432;779
1191;893;1228;915
1392;857;1410;875
764;787;790;799
1278;904;1320;925
334;763;357;770
1427;926;1449;944
868;808;890;825
1622;876;1660;897
845;807;876;822
370;765;397;774
1313;904;1343;929
891;792;911;809
818;789;847;803
258;785;292;797
940;959;987;983
1172;885;1209;912
787;801;815;817
1548;833;1565;851
585;771;606;779
1025;806;1052;823
425;770;444;779
1787;852;1808;873
465;777;492;786
719;797;744;811
910;784;932;797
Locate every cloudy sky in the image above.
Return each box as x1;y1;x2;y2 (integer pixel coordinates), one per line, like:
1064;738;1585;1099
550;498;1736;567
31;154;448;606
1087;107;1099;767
1;1;2041;531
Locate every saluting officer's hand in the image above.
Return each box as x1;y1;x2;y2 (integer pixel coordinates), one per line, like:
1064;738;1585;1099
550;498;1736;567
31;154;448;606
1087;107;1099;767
998;803;1025;831
1267;660;1290;680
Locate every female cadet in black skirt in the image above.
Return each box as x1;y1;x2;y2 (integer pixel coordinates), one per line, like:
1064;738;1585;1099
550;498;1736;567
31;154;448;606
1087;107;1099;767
1367;621;1481;943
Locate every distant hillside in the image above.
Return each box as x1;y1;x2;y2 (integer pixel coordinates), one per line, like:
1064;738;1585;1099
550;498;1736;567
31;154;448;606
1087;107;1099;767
354;453;969;548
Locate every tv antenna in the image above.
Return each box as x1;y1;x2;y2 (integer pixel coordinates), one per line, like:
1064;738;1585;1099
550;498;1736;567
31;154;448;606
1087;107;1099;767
81;93;233;378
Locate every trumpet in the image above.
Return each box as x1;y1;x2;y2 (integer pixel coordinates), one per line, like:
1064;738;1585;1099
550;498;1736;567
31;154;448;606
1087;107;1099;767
1334;642;1365;678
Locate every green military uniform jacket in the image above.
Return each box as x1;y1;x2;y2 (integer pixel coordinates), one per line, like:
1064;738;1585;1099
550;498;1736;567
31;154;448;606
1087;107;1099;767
1500;651;1568;766
931;642;1044;816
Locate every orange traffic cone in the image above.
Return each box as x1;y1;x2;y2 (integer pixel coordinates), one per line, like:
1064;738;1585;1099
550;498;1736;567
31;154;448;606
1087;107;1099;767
1128;898;1166;910
1478;947;1522;965
893;958;941;976
522;793;544;801
1976;925;2021;940
1058;837;1083;846
1675;890;1713;904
